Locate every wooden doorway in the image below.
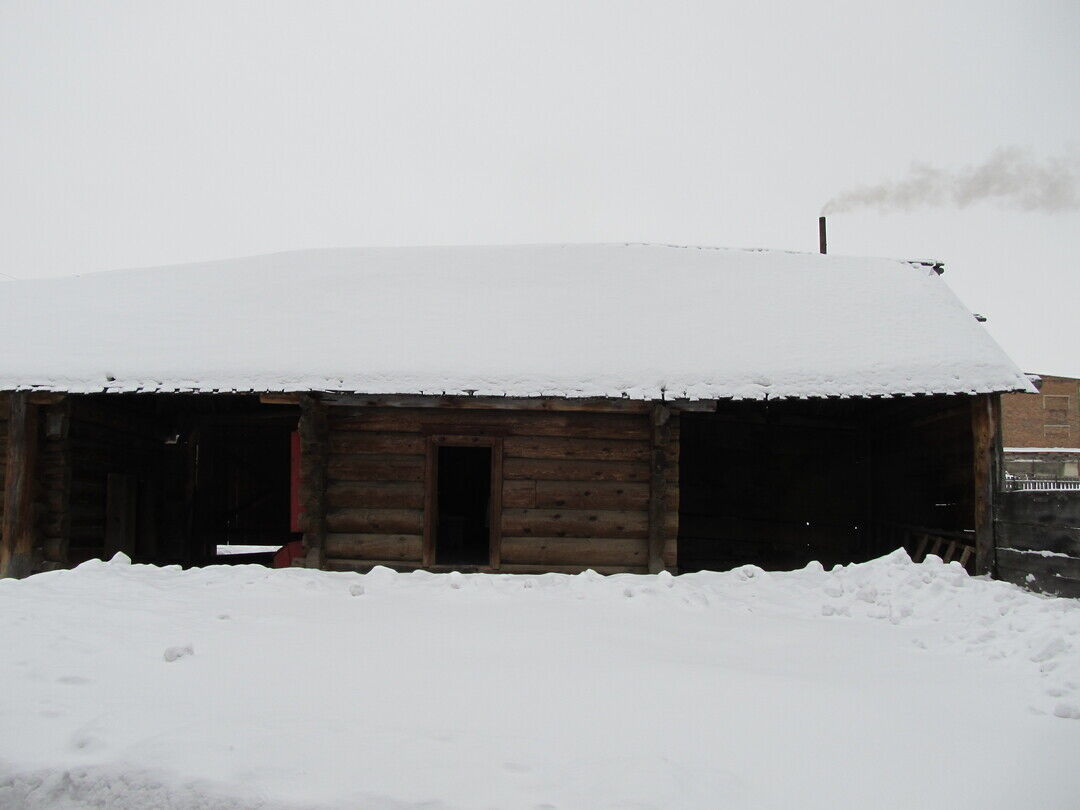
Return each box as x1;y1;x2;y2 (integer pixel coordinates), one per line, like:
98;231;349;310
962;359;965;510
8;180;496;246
423;436;502;569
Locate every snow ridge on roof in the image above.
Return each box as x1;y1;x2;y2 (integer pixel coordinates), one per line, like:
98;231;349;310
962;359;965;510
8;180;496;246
0;243;1033;400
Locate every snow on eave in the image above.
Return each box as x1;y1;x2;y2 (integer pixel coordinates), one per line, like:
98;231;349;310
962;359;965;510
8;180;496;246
0;243;1035;400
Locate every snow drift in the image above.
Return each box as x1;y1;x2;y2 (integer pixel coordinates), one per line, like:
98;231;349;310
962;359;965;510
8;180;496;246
0;551;1078;809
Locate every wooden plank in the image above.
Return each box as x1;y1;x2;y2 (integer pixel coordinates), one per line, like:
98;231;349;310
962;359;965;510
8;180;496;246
326;481;426;509
329;408;648;441
503;435;649;462
648;404;671;574
422;437;436;568
971;394;998;576
326;453;426;483
325;557;424;573
533;480;651;510
996;492;1080;528
489;438;503;570
500;507;648;539
323;394;652;413
996;564;1080;599
995;522;1080;558
502;479;537;509
1;393;39;578
298;395;329;569
997;547;1080;582
501;536;647;566
325;507;424;534
503;458;649;482
329;431;426;455
324;532;423;561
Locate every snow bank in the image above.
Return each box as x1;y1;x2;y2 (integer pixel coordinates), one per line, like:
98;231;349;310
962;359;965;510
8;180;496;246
0;551;1077;809
0;244;1032;399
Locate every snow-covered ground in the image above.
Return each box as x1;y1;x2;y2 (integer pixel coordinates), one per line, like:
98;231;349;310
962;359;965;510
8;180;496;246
1;551;1078;810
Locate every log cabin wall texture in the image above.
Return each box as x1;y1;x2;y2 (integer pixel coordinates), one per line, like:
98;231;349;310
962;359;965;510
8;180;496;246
318;405;678;574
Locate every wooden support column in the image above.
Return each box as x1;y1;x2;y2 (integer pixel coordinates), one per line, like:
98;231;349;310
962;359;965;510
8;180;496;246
971;393;1000;576
1;393;40;578
298;394;328;569
647;403;671;574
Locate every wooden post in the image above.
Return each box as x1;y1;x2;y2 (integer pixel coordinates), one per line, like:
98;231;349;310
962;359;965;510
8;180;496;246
104;473;138;560
1;393;40;578
298;394;328;569
647;403;671;574
971;393;999;576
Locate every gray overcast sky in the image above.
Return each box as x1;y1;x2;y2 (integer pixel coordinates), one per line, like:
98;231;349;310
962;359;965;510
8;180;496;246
2;1;1078;376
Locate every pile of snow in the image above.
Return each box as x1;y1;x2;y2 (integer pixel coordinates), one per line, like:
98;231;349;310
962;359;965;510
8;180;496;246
0;244;1033;399
1;550;1078;809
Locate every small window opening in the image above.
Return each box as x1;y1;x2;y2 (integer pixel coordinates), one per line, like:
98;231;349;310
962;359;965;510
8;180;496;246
435;446;492;566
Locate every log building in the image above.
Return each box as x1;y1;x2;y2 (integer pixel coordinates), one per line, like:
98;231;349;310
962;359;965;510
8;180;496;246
1;244;1034;579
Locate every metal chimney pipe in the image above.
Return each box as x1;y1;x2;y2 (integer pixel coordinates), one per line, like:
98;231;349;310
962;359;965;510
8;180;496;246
818;216;827;254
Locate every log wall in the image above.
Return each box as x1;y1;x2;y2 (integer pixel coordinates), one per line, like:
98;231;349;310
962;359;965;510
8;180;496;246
318;405;678;573
0;393;7;535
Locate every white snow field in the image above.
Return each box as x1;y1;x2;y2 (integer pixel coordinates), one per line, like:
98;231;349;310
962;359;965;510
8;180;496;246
1;552;1078;810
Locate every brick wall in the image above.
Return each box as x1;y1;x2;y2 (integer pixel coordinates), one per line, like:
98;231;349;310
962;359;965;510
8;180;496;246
1002;375;1080;449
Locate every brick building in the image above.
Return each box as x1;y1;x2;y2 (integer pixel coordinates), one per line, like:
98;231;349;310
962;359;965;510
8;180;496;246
1001;374;1080;481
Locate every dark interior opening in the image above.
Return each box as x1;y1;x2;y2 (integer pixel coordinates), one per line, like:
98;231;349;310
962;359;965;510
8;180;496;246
435;445;492;566
66;394;299;567
678;396;977;573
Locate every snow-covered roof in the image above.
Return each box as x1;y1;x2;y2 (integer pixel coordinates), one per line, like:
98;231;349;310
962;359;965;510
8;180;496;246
0;243;1034;400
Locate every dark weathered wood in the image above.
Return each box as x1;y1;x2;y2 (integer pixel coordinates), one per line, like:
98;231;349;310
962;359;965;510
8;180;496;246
995;522;1080;558
498;563;647;575
1;393;39;578
647;404;671;573
325;557;424;573
325;507;424;534
298;395;329;568
501;536;647;566
996;492;1080;528
324;532;423;561
489;438;503;570
971;394;998;576
326;481;426;509
503;480;652;510
329;431;426;455
259;393;302;405
997;547;1080;581
503;458;649;482
326;454;425;483
104;473;137;559
996;563;1080;599
330;408;649;441
422;437;437;567
322;393;652;413
501;508;648;538
503;435;650;462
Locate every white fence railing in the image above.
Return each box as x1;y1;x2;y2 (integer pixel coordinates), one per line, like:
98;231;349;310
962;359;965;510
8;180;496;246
1004;478;1080;492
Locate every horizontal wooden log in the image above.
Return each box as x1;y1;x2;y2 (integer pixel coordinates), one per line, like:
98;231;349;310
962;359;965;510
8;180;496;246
995;522;1080;558
324;533;423;561
503;458;649;483
501;536;647;566
325;507;424;534
326;454;425;483
329;431;425;455
502;480;656;510
327;481;425;509
996;492;1080;528
501;508;648;539
329;408;648;441
997;547;1080;582
503;435;649;462
323;394;653;413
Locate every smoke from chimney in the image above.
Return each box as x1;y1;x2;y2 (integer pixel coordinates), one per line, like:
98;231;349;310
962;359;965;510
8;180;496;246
822;147;1080;215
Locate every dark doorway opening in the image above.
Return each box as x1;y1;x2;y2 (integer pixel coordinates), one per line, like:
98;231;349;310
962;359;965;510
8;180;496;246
435;446;492;566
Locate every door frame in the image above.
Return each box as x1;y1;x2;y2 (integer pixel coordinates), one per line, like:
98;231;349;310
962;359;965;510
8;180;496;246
422;435;503;570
